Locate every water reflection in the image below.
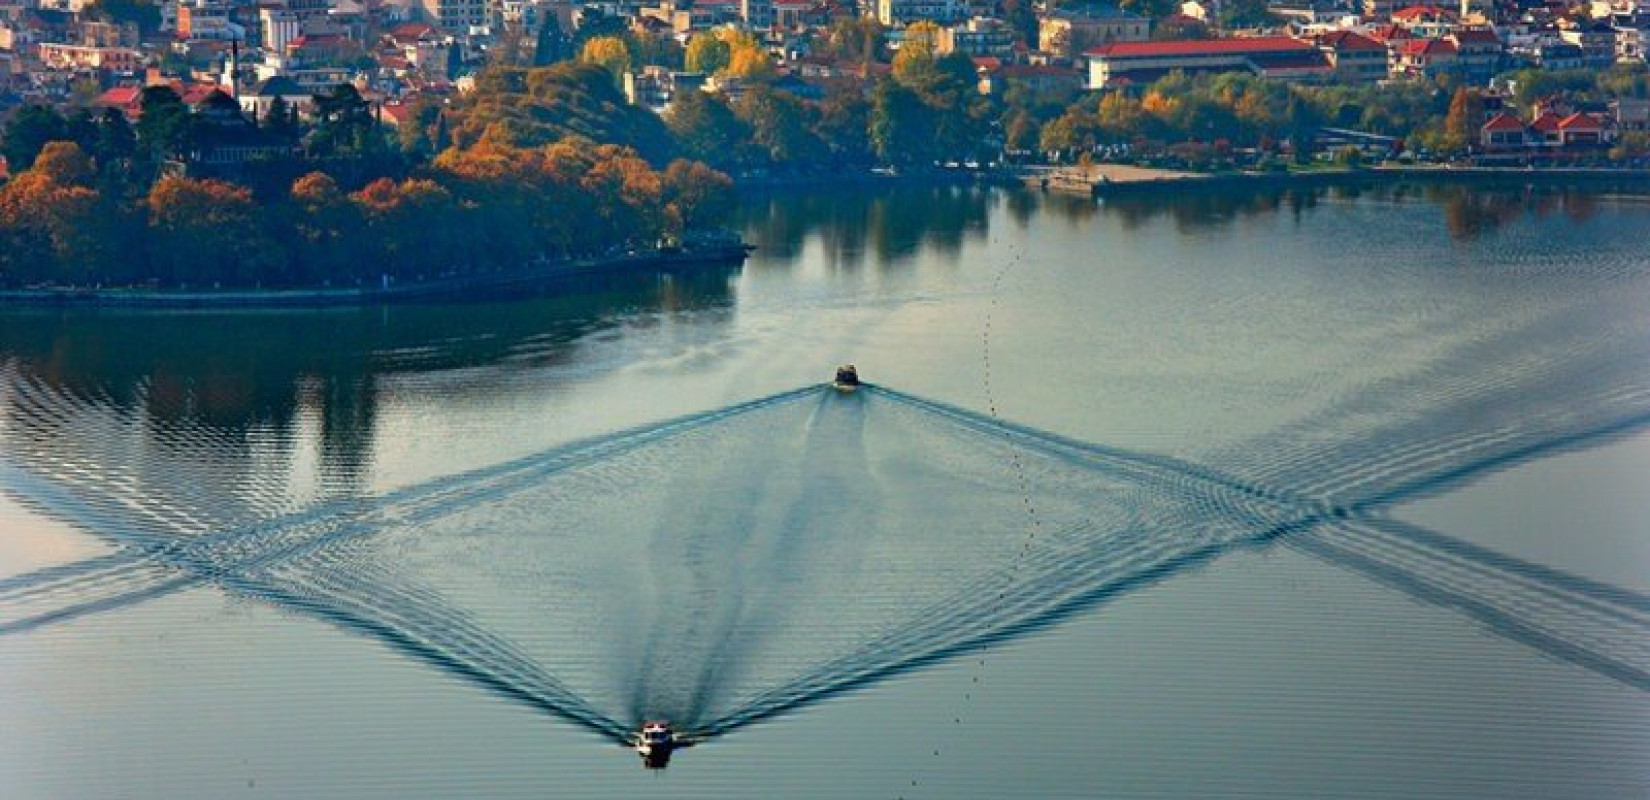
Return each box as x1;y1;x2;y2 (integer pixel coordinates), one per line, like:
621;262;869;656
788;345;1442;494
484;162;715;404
1024;181;1623;241
737;185;992;270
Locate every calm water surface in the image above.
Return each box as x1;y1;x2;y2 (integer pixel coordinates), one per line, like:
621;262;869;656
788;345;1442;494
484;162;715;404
1;184;1647;798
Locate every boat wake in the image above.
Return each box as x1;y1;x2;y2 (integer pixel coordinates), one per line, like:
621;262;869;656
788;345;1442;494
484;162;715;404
1;358;1648;746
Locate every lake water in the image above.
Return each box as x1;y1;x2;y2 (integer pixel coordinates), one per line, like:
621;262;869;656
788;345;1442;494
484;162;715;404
1;183;1647;798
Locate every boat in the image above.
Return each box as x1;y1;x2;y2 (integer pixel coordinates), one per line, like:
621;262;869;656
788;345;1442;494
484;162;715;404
634;721;677;769
833;364;860;391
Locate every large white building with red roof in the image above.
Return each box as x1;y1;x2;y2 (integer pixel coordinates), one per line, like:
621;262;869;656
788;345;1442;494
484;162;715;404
1084;36;1331;89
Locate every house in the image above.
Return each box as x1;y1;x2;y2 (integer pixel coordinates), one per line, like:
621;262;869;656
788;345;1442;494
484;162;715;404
1480;111;1526;149
239;75;313;121
1389;36;1458;78
875;0;968;26
1313;30;1389;81
37;42;143;72
1529;109;1564;145
623;66;706;112
1390;5;1460;36
1556;111;1606;145
1085;36;1330;89
93;84;144;118
938;17;1016;58
1447;27;1503;81
1559;19;1617;66
1535;40;1584;67
1612;97;1650;131
1039;4;1151;62
977;62;1082;95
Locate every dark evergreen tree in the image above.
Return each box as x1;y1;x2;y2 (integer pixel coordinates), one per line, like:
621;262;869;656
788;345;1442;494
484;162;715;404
2;105;68;171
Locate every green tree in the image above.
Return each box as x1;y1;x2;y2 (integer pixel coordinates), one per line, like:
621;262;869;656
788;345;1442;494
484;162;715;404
2;105;68;171
871;79;937;166
533;13;571;66
684;32;732;74
309;83;380;157
813;84;874;165
665;90;748;167
135;85;194;166
735;86;824;165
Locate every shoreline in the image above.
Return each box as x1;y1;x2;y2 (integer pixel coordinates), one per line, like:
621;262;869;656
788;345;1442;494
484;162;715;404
1031;163;1650;197
0;243;752;310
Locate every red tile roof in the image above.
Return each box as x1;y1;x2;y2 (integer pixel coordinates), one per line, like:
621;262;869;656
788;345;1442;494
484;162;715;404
1392;5;1459;19
1481;112;1524;132
1557;111;1603;130
1366;24;1414;42
95;86;143;106
1396;38;1457;55
1086;36;1311;58
1530;110;1564;131
1316;30;1384;50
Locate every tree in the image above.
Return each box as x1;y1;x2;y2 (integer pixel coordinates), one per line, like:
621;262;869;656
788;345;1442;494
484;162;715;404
665;90;748;167
725;42;775;81
33;141;95;187
135;85;194;166
579;36;632;85
661;159;734;238
813;84;874;165
0;154;104;283
1440;87;1484;155
871;79;937;166
92;107;137;171
289;171;361;284
2;105;68;171
350;177;461;278
684;32;732;74
823;17;883;64
146;175;277;287
309;83;379;157
533;13;571;66
735;86;824;165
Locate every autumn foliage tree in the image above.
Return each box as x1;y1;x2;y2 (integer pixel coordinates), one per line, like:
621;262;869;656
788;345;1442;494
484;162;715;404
145;175;276;287
0;143;104;284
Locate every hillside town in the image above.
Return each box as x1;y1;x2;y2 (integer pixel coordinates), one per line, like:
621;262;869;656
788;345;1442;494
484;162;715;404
4;0;1650;176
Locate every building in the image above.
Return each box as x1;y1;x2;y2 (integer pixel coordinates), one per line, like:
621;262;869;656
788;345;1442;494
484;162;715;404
623;66;706;111
420;0;487;32
1039;4;1150;61
1559;20;1618;67
1479;111;1525;148
1312;29;1388;81
875;0;968;26
37;42;143;71
1612;97;1650;131
1389;36;1457;78
938;17;1015;57
1085;36;1330;89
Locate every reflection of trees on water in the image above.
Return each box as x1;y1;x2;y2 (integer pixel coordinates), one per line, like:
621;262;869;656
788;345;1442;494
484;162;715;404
736;185;992;270
0;268;738;510
1030;181;1625;241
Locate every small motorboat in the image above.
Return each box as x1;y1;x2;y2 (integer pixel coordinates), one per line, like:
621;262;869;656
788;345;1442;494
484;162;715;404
634;721;677;769
833;364;860;391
